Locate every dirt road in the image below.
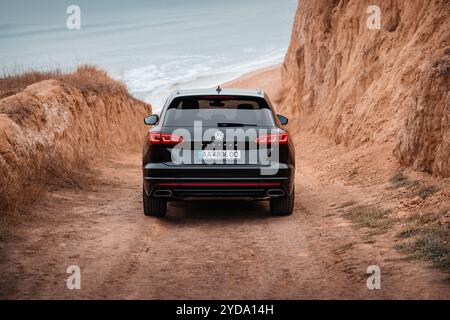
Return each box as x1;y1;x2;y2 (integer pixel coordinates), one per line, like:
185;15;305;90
0;134;449;299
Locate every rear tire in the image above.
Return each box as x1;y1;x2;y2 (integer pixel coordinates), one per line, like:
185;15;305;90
143;188;167;217
270;189;294;216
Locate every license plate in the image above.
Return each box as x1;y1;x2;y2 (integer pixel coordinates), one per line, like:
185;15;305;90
198;150;241;160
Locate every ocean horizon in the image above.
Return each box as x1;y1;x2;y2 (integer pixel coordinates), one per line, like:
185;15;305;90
0;0;297;111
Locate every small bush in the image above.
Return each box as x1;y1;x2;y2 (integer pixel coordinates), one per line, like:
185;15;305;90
397;226;422;239
417;185;439;199
389;171;412;188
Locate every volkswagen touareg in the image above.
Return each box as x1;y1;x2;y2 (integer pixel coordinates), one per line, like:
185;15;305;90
142;87;295;217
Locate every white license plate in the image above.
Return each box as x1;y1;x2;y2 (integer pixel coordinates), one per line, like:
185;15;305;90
198;150;241;160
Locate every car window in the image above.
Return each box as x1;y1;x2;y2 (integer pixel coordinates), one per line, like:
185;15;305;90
163;96;276;127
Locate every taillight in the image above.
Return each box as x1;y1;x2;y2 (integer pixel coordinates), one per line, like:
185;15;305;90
255;133;288;145
148;132;183;145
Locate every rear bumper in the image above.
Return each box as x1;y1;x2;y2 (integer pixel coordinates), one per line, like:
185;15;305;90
143;163;294;200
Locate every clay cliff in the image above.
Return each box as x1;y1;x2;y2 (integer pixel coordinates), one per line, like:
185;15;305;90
0;66;151;211
279;0;450;177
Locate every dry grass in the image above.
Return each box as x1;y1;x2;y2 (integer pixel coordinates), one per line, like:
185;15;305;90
388;172;440;201
389;171;416;188
417;185;440;199
0;65;129;99
0;147;98;215
395;211;450;274
343;201;449;275
344;205;392;230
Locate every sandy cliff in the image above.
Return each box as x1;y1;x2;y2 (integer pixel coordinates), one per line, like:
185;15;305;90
0;67;151;211
279;0;450;177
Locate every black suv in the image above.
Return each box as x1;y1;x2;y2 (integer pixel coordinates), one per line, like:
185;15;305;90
142;87;295;217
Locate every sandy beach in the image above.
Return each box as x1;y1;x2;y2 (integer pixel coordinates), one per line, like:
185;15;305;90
223;64;283;103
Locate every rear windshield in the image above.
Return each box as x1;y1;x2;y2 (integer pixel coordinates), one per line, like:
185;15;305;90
163;96;275;127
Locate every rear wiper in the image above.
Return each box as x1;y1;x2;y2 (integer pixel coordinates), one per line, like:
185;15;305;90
217;122;257;127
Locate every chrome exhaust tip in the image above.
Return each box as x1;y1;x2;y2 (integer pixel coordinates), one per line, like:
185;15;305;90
153;190;173;197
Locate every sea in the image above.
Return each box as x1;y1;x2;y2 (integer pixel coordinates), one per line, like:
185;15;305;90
0;0;297;112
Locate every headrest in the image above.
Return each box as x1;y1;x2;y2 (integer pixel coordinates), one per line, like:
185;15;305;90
182;99;199;109
236;103;254;110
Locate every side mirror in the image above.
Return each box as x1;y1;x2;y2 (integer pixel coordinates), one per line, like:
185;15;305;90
277;114;288;125
144;114;159;125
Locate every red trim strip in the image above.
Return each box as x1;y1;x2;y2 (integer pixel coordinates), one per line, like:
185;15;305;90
158;182;281;187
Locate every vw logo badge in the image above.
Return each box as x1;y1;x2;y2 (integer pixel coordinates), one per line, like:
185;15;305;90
214;131;224;141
